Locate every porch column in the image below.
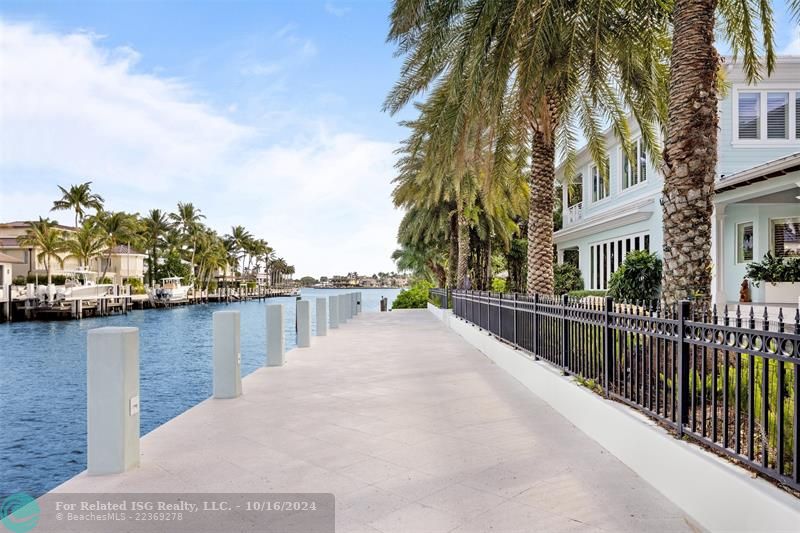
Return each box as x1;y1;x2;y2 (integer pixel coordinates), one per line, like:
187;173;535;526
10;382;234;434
556;247;564;265
711;203;726;305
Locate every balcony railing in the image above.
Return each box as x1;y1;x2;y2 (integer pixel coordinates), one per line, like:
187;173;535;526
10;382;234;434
564;202;583;225
436;289;800;493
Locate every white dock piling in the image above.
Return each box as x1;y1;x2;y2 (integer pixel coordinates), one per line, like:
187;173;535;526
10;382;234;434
213;311;242;399
315;298;328;336
87;327;140;475
356;291;362;314
339;294;348;324
297;300;311;347
266;304;285;366
329;295;339;329
350;293;356;318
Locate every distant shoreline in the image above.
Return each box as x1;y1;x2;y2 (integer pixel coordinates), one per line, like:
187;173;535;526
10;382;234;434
304;286;406;290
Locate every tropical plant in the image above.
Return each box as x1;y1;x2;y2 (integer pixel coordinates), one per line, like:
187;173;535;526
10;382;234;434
608;251;663;302
553;263;584;296
660;0;776;302
745;253;800;285
16;217;66;285
51;182;104;227
140;209;173;286
385;0;671;295
91;210;138;280
392;279;433;309
64;220;105;268
170;202;205;280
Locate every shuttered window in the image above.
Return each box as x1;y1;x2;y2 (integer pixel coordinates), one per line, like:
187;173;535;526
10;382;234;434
796;94;800;139
767;92;789;139
591;160;609;202
772;218;800;258
738;93;760;139
622;138;647;189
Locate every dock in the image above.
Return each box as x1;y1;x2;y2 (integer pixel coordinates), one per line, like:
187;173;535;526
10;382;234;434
52;309;694;532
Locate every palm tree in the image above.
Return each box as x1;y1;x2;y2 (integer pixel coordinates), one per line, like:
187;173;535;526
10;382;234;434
170;203;205;280
16;218;66;285
225;225;253;276
141;209;173;286
660;0;775;301
64;221;105;269
91;211;138;281
385;0;671;294
51;182;105;227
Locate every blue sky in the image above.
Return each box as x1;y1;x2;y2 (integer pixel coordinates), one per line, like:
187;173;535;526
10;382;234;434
1;1;799;277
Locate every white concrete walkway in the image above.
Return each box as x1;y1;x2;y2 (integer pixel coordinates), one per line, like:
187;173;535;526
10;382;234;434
55;310;698;532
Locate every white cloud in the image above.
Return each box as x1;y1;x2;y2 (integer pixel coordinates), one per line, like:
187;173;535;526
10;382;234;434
324;2;351;17
782;26;800;55
0;21;401;277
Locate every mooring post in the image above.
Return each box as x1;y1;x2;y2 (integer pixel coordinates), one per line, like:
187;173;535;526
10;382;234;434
297;300;311;347
266;304;285;366
213;311;242;399
349;293;356;318
356;291;362;314
87;327;140;475
316;297;328;336
339;294;348;324
329;295;339;329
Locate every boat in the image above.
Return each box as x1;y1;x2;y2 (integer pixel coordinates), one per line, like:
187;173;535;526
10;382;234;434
150;276;191;304
61;268;115;301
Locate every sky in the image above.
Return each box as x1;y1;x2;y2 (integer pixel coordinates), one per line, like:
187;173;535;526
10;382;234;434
1;1;799;278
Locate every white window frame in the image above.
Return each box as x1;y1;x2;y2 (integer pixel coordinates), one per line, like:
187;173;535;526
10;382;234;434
735;221;754;264
732;86;800;146
619;138;648;193
770;216;800;258
588;231;650;290
590;161;610;204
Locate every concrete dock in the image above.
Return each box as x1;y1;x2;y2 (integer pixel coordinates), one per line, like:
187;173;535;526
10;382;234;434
54;310;695;532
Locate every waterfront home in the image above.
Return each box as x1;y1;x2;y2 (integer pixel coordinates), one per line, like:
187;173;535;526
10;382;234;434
0;251;23;320
0;221;147;285
554;57;800;305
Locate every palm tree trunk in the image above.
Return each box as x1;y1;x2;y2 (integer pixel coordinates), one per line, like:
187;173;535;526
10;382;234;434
660;0;718;303
456;206;470;289
526;126;556;295
152;246;158;286
447;213;458;288
46;255;52;285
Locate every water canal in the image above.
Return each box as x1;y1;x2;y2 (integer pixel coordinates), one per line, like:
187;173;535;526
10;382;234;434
0;287;401;497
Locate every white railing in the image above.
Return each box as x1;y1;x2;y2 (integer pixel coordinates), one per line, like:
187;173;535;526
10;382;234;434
565;202;583;225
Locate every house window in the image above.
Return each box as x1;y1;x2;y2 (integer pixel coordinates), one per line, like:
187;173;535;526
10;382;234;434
591;161;609;202
737;222;754;263
622;138;647;189
772;218;800;258
567;176;582;207
767;92;789;139
738;93;760;139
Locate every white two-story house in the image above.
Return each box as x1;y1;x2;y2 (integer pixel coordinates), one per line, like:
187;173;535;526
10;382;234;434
554;57;800;305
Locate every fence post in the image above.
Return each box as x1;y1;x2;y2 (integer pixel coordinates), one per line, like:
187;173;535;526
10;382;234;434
604;297;613;398
561;294;569;373
296;300;311;348
266;304;285;367
512;293;518;346
532;294;539;360
677;300;691;437
498;293;502;337
316;297;328;336
213;311;242;399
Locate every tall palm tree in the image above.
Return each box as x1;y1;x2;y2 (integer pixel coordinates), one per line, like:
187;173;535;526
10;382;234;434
170;202;205;280
91;211;138;280
16;218;66;285
660;0;775;301
385;0;671;294
225;225;253;276
141;209;173;286
51;182;105;227
64;221;105;269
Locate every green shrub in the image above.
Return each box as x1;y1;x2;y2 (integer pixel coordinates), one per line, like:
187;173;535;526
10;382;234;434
491;278;507;293
746;253;800;285
12;275;26;286
97;276;113;284
553;263;583;295
567;290;607;298
208;280;218;292
246;281;257;289
25;273;67;285
392;279;433;309
607;251;662;302
125;277;146;294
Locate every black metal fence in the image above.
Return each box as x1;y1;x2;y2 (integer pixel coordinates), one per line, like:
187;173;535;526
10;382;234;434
432;288;800;492
428;288;449;309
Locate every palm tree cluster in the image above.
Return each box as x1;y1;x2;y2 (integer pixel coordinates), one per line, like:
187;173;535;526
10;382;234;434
18;182;295;289
385;0;779;301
